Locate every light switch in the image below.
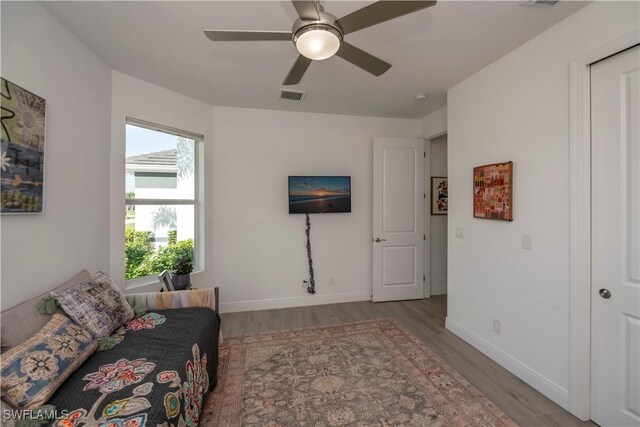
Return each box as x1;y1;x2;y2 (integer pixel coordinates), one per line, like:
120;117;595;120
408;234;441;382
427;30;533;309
493;319;501;335
456;227;464;239
522;234;532;250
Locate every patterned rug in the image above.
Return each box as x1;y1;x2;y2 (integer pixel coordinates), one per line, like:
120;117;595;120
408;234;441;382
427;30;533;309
201;319;517;426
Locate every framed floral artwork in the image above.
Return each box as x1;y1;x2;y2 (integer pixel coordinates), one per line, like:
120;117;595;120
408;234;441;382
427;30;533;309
473;161;513;221
431;177;448;215
1;78;46;213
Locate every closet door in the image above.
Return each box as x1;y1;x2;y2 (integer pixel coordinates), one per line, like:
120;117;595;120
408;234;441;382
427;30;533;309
590;45;639;427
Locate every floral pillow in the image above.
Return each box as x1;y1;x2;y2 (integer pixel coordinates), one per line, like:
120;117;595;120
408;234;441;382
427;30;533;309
50;272;134;339
0;314;97;409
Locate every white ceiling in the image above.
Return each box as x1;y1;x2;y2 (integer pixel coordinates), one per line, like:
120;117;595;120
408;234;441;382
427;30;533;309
42;1;587;118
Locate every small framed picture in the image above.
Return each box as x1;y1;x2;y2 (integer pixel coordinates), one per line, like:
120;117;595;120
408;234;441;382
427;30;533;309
158;270;174;292
431;177;448;215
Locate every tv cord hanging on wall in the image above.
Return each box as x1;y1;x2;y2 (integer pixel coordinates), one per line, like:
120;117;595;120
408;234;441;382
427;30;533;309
304;213;316;294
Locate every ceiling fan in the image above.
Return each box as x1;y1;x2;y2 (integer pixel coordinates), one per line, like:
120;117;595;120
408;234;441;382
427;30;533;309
204;0;436;85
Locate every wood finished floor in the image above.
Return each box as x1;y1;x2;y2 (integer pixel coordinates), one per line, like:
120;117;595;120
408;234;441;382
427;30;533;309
220;296;596;427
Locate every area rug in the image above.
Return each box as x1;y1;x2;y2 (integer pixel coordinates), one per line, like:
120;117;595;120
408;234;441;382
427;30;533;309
201;318;517;426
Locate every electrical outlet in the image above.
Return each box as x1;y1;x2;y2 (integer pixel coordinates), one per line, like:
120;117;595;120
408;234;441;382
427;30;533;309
522;234;532;250
493;319;501;335
456;227;464;239
329;276;336;286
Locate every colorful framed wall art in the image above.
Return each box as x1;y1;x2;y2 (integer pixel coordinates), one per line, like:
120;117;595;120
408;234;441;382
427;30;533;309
431;176;448;215
473;161;513;221
1;78;46;214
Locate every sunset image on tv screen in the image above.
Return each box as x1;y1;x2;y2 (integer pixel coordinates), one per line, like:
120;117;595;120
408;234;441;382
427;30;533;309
289;176;351;214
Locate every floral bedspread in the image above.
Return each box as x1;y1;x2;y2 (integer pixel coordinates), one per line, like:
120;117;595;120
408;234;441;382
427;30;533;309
46;307;220;427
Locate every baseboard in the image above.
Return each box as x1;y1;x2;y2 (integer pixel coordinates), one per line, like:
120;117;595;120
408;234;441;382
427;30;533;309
220;291;371;313
445;317;569;410
430;284;447;295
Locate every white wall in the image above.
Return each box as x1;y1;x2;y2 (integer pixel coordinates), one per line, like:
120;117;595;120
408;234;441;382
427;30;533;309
109;73;421;308
429;134;447;295
212;106;421;312
0;2;111;310
421;106;447;139
110;71;214;291
446;0;640;409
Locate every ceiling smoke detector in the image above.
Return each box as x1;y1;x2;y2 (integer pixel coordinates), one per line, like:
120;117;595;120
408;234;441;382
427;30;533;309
519;0;559;8
414;94;428;102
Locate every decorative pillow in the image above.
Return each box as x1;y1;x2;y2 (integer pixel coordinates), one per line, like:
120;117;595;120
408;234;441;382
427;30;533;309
1;270;91;351
0;314;97;409
50;272;134;339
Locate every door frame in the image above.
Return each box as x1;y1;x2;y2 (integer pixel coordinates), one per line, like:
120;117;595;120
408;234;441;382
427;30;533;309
568;30;639;421
423;131;447;299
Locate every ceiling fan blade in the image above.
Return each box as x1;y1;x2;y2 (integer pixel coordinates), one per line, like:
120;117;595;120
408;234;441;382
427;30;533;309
204;30;292;42
335;42;391;76
282;55;313;85
336;1;436;35
291;0;320;21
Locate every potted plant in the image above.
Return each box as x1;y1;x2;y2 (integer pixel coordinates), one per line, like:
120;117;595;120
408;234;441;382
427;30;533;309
171;258;193;290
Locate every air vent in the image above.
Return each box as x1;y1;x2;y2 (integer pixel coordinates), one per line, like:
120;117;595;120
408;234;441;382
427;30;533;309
280;89;306;101
520;0;559;7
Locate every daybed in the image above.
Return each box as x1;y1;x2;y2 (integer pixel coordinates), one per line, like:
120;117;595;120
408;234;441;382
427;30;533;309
0;270;221;427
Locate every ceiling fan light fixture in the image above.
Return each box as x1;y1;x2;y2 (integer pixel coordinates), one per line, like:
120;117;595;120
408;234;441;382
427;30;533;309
294;24;342;60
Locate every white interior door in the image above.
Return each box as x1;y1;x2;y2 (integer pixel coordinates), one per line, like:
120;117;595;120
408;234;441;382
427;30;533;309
372;137;424;302
591;45;640;427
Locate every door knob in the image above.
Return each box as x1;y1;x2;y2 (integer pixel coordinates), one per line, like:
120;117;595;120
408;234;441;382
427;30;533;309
374;237;386;242
599;288;612;299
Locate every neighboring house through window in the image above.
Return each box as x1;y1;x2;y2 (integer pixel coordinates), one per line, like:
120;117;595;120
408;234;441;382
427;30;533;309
125;118;201;283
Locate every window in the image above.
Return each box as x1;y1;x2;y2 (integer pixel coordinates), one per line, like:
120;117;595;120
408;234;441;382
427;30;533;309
125;118;201;282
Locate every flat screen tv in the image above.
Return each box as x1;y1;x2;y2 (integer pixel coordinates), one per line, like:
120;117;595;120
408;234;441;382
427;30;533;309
289;176;351;214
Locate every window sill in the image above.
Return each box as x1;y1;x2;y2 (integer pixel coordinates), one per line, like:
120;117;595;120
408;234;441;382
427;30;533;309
125;275;159;291
125;270;204;291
